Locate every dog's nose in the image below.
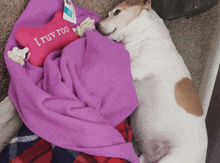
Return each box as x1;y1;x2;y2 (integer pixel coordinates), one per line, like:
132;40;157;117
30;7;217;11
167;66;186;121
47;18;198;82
95;22;100;30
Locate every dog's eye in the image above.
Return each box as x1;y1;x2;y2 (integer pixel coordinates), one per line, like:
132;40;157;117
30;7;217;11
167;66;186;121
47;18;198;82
113;9;121;16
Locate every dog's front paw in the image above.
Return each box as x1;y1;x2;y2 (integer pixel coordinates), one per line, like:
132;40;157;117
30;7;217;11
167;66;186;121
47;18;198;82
7;47;29;66
139;154;149;163
131;68;145;81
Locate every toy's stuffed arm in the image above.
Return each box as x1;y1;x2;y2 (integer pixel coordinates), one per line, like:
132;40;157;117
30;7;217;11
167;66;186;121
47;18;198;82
73;17;95;37
7;47;29;66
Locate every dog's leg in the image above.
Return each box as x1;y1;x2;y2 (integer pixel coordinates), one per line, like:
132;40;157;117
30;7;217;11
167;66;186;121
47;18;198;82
139;154;149;163
158;142;207;163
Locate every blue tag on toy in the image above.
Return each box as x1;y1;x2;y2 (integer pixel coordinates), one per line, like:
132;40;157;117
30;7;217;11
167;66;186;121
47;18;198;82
63;0;76;24
64;6;72;17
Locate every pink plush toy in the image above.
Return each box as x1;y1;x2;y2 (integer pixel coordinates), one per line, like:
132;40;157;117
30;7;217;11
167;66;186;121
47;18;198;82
8;10;95;67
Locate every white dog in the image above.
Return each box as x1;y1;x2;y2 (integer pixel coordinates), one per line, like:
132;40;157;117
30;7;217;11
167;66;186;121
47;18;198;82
96;0;208;163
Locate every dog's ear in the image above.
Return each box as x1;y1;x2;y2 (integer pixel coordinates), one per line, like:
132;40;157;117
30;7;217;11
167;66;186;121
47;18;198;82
143;0;151;10
125;0;152;10
125;0;145;6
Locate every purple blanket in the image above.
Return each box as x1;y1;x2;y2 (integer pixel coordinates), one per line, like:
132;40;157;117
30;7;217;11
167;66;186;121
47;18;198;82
4;0;139;162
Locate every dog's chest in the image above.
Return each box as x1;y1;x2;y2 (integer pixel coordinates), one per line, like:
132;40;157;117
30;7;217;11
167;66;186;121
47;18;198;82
126;40;184;81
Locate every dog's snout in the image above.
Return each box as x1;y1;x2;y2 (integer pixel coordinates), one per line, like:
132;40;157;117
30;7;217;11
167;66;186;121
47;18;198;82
95;22;100;30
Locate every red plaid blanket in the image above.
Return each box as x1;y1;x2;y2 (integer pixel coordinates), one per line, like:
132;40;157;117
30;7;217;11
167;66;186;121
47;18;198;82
4;121;132;163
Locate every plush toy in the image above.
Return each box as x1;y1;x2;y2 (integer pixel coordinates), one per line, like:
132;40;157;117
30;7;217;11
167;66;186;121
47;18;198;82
7;10;95;66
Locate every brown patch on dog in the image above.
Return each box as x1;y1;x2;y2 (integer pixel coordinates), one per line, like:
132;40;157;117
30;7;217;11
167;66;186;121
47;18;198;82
125;0;144;6
126;0;152;6
175;78;203;116
126;0;151;11
126;0;145;6
111;2;144;26
117;1;129;10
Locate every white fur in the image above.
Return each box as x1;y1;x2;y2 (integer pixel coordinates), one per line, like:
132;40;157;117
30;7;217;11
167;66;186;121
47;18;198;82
98;7;208;163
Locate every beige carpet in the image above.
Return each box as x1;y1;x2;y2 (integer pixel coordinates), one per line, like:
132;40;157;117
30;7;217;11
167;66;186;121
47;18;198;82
166;3;219;90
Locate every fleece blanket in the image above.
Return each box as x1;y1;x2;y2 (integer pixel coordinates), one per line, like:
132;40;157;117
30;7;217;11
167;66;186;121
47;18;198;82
0;122;132;163
4;0;139;162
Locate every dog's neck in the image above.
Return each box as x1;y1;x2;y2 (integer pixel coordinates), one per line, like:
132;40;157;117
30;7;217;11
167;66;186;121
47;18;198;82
121;9;171;46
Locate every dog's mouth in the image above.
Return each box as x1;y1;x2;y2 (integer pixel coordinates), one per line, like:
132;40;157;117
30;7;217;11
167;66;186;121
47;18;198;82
102;28;116;36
